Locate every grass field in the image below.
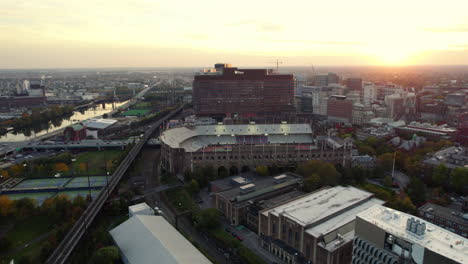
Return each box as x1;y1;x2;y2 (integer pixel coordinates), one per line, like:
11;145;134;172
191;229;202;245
120;109;150;116
72;150;125;175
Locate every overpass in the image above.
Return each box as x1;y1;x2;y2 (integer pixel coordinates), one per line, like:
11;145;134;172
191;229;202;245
45;105;183;264
23;139;133;150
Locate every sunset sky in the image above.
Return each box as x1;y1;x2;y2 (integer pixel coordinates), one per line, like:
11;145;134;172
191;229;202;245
1;0;468;68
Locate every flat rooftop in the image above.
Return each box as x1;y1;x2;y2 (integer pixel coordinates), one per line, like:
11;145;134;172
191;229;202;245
306;197;384;238
216;173;302;202
358;205;468;264
262;186;374;226
110;215;212;264
419;202;468;226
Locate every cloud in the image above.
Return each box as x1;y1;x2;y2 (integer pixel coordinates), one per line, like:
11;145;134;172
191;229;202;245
273;39;362;46
225;20;283;32
424;23;468;32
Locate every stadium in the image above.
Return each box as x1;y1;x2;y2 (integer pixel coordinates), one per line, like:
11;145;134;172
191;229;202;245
159;123;353;175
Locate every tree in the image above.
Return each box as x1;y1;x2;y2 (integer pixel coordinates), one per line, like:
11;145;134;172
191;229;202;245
0;195;13;216
14;198;37;220
406;177;427;205
9;164;24;177
432;163;448;187
304;174;321;192
54;162;69;173
358;145;376;156
255;165;269;176
383;175;393;188
194;208;220;230
218;166;228;179
91;246;119;264
377;153;394;171
78;162;88;174
229;166;239;176
187;179;200;195
0;170;9;180
451;167;468;194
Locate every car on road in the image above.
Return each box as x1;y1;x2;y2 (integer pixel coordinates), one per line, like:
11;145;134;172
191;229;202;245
235;235;243;241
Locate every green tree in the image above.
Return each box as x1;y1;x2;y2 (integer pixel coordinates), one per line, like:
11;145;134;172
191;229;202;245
91;246;119;264
432;163;448;187
377;153;394;171
451;167;468;194
304;173;321;192
187;179;200;195
358;145;376;156
406;177;427;205
255;165;269;176
194;208;220;230
383;175;393;187
218;166;228;179
0;195;13;216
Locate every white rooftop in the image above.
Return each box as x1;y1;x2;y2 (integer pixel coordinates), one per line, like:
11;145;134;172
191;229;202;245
262;186;374;226
160;124;313;152
83;118;117;129
306;198;384;237
110;215;212;264
358;205;468;264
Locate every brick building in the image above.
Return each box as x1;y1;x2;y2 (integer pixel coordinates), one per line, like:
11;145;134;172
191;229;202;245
326;95;353;124
418;202;468;238
193;64;295;118
63;123;87;142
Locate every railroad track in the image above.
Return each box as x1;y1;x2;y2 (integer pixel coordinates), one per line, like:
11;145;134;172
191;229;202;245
45;105;182;264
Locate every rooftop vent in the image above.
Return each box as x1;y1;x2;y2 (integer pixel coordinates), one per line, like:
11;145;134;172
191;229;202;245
240;183;255;194
406;217;426;236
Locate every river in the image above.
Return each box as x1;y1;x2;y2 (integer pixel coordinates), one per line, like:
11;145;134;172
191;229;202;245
0;101;129;142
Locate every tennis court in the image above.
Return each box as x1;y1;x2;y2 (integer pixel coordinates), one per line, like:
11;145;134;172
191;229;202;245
12;178;70;190
64;176;109;188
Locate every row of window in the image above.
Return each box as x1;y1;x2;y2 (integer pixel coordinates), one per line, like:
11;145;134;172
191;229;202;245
191;153;344;161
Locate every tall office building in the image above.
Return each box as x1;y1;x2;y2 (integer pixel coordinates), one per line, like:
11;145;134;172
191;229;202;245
193;64;295;118
314;73;340;86
346;78;363;91
352;205;467;264
327;95;353;124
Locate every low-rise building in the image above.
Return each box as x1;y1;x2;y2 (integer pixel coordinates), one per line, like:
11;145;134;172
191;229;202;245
214;173;303;226
418;202;468;238
423;146;468;169
63;123;87;142
110;215;212;264
259;186;384;264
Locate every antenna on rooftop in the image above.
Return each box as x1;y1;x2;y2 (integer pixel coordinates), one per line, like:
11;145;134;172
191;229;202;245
269;59;283;72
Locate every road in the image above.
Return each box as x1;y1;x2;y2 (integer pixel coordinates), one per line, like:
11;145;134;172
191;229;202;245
45;105;183;264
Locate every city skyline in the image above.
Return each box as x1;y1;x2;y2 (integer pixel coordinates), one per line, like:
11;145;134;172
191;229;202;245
2;0;468;69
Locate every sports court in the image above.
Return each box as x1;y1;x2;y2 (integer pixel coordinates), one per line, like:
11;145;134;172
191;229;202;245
11;178;70;189
58;190;100;200
7;192;56;205
64;176;109;188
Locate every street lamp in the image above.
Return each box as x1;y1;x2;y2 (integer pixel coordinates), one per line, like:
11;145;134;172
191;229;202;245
105;171;110;197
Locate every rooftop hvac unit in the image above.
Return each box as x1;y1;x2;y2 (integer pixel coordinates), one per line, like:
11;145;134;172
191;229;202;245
240;183;256;194
274;174;287;183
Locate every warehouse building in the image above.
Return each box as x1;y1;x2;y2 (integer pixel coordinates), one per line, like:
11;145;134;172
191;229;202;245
110;214;212;264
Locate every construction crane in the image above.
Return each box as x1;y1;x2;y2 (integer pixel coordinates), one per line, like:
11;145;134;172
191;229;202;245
269;59;283;71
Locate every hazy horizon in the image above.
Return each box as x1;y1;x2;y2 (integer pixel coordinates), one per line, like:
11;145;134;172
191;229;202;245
2;0;468;69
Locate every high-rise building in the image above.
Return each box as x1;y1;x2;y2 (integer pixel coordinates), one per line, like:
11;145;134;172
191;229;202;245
363;83;377;106
384;92;416;120
352;205;467;264
314;73;340;86
346;78;363;91
327;95;353;124
193;64;295;118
